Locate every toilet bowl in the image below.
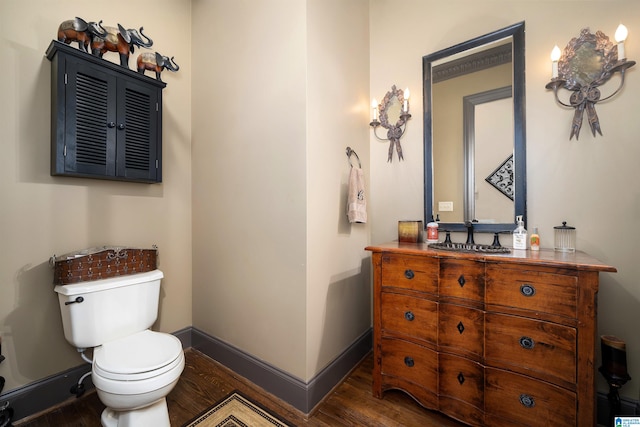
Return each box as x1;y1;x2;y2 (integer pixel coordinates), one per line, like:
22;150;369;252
54;269;184;426
92;330;185;426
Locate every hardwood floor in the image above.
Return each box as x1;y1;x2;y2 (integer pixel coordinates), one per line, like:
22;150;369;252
15;349;464;427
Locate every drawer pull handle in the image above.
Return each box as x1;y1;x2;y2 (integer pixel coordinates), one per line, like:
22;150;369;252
404;269;415;280
519;336;535;349
519;394;535;408
458;275;466;287
457;372;465;385
404;311;415;321
457;321;465;334
404;356;414;368
520;284;536;297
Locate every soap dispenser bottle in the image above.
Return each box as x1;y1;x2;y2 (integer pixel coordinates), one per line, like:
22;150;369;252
513;215;527;250
530;227;540;251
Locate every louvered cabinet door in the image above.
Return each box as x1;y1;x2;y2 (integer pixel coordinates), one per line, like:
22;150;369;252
115;78;161;182
63;59;118;177
48;40;164;183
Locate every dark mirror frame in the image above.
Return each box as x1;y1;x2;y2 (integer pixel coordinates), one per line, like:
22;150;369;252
423;21;526;233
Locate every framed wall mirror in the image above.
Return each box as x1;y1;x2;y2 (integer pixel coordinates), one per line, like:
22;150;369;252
423;22;526;233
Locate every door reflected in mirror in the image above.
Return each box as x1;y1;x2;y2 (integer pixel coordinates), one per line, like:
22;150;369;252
472;92;513;223
424;22;526;233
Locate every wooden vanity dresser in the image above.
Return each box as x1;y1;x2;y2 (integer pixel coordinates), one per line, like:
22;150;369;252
365;241;616;426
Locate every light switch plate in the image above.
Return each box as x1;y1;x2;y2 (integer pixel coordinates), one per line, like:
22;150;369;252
438;201;454;212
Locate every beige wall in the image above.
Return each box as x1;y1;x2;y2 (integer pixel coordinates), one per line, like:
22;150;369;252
370;0;640;400
191;0;309;379
306;0;371;379
0;0;192;392
191;0;371;381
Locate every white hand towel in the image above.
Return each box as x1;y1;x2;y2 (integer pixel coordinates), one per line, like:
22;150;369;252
347;166;367;223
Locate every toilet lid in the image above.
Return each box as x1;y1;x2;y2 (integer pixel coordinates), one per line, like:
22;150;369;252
93;330;183;380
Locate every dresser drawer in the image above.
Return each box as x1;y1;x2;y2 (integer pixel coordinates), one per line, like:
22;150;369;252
439;353;484;426
485;368;576;426
439;259;485;302
439;303;484;358
486;265;577;318
380;337;438;393
485;313;576;385
381;254;438;293
381;292;437;344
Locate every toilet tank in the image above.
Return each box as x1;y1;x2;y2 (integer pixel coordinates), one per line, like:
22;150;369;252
54;269;164;348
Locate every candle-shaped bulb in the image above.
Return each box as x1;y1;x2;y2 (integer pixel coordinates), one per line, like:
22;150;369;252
615;24;628;59
615;24;628;43
371;98;378;121
403;88;410;113
551;45;561;78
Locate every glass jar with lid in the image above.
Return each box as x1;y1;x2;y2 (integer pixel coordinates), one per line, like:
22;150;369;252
554;221;576;252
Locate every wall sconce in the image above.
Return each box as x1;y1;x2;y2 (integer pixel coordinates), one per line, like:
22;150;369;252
370;85;411;162
545;25;635;140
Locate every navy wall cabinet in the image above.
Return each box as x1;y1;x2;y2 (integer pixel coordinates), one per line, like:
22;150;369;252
46;41;165;183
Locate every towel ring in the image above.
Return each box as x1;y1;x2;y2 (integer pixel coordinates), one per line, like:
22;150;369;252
345;146;361;168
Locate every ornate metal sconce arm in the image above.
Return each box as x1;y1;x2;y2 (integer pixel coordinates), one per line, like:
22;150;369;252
370;114;411;161
545;79;572;107
599;60;636;102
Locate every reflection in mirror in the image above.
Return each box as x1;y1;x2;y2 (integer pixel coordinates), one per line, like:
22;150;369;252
424;22;526;233
385;95;402;126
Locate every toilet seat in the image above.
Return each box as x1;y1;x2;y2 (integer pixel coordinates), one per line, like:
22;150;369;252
93;330;183;381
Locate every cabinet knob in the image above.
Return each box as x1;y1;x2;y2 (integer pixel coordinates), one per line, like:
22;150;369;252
107;121;116;128
519;336;535;350
404;269;415;280
404;356;414;368
404;311;415;321
519;393;536;408
118;123;126;130
520;284;536;297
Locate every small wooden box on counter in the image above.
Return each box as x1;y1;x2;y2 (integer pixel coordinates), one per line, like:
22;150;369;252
398;220;423;243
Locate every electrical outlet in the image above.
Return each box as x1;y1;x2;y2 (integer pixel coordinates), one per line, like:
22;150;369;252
438;201;454;212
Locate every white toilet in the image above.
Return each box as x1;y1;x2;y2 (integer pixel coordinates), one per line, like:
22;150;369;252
54;269;184;427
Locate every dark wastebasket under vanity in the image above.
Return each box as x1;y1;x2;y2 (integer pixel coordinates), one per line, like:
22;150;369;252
366;241;616;426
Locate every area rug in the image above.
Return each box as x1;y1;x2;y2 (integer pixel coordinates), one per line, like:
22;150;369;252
183;391;293;427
